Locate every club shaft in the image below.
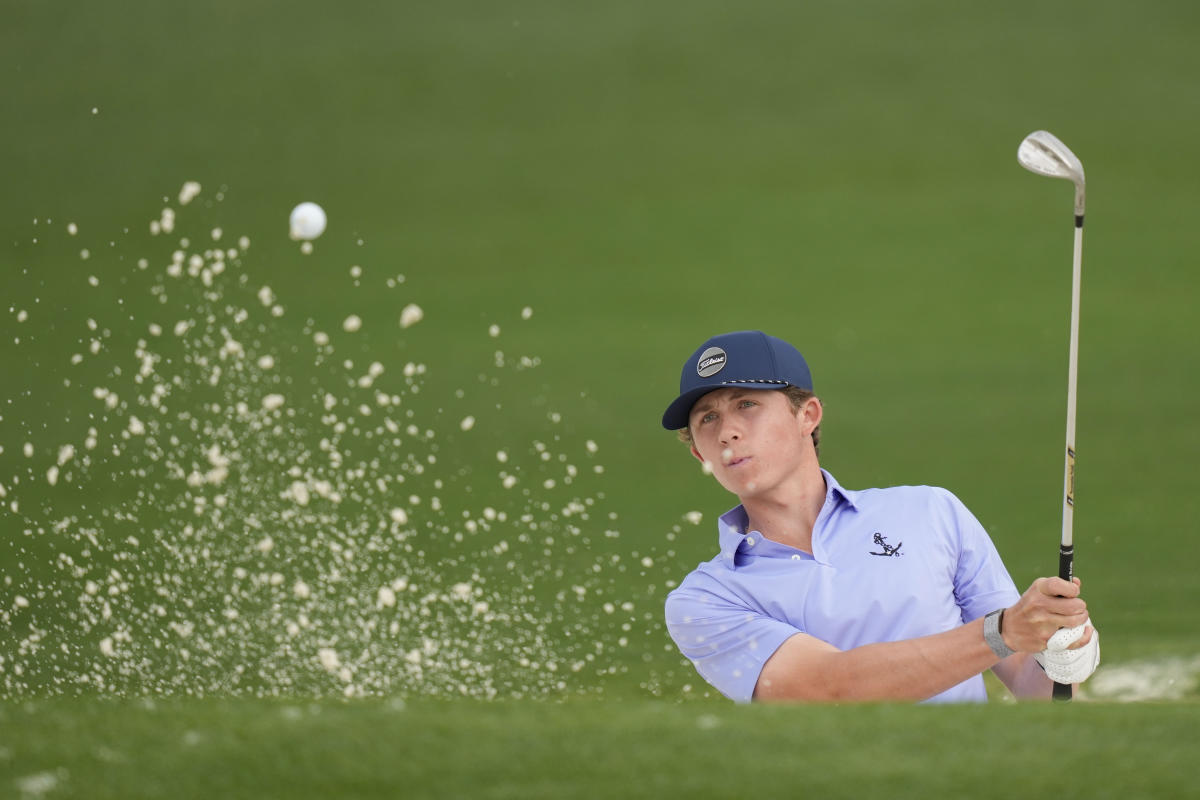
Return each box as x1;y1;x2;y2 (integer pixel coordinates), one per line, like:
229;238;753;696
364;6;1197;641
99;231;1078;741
1061;219;1082;552
1053;214;1084;703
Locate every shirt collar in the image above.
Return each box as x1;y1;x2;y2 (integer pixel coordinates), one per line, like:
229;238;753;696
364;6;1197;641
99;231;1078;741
822;469;859;511
716;469;857;566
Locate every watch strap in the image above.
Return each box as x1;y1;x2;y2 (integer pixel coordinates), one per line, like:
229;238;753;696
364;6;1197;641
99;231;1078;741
983;609;1015;659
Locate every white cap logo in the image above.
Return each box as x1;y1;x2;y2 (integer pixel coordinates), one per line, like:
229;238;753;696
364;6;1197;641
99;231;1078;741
696;346;727;378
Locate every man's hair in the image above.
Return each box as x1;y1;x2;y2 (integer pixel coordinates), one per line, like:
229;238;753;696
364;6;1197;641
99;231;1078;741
675;386;821;456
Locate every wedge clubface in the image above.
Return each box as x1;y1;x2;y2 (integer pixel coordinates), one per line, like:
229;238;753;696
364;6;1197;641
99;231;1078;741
1018;129;1085;702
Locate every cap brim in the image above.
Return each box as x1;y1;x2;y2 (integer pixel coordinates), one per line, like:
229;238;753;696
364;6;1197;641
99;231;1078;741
660;381;793;430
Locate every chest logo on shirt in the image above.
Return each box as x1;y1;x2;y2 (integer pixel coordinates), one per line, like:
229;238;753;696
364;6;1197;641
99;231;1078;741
869;532;903;557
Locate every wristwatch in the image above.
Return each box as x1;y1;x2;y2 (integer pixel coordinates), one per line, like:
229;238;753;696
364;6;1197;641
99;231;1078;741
983;609;1015;659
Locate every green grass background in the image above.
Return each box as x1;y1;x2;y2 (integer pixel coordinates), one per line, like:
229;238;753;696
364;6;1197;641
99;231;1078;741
4;698;1198;799
3;0;1200;795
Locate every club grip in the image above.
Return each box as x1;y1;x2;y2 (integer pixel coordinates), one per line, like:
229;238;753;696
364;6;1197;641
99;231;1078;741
1058;544;1074;582
1052;544;1075;701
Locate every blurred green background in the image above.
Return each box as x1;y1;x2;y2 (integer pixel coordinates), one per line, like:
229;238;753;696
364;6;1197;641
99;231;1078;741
4;0;1195;796
5;0;1200;687
2;0;1200;788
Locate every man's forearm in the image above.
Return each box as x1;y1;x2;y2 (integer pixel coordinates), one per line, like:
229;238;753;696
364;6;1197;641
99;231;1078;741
756;617;1000;702
992;652;1053;699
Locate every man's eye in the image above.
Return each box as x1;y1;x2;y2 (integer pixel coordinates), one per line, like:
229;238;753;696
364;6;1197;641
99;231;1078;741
701;413;717;424
739;400;756;408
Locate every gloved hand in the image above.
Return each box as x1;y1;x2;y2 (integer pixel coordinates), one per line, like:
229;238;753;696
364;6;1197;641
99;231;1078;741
1034;619;1100;684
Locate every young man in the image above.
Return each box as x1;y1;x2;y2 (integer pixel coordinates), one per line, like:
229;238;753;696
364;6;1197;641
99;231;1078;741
662;331;1100;703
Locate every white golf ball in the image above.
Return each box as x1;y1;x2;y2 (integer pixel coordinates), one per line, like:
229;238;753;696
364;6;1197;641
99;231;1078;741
289;202;327;241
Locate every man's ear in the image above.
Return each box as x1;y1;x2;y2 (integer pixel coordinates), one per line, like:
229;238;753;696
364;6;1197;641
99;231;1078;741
799;397;823;435
690;444;705;464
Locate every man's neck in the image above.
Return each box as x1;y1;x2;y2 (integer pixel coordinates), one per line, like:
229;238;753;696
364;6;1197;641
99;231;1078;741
742;464;827;553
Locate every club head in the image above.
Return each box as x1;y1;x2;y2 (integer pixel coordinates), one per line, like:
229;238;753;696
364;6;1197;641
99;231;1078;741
1018;130;1086;216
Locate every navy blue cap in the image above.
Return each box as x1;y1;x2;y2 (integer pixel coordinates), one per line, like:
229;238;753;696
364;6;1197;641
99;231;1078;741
661;331;813;430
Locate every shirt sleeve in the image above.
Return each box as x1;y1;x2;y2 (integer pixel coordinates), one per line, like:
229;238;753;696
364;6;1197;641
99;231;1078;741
664;577;800;703
934;488;1021;623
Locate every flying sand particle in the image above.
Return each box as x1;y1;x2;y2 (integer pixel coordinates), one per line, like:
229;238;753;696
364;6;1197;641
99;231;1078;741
57;445;75;466
399;303;424;329
179;182;202;205
317;648;340;672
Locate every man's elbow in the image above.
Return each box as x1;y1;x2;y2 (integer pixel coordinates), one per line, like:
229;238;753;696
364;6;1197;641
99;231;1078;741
753;636;850;702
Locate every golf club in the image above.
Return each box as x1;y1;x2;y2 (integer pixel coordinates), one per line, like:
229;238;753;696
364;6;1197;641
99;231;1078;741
1017;130;1085;702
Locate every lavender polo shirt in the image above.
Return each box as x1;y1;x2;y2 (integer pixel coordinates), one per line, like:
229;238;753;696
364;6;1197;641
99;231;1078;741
664;470;1019;703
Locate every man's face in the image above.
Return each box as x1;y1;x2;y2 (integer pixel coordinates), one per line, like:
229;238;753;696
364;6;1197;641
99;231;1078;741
686;388;818;499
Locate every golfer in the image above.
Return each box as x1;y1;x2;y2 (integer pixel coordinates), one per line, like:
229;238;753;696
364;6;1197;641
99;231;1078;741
662;331;1100;703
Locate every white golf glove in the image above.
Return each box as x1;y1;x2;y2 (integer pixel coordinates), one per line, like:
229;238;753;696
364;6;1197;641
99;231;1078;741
1034;618;1100;685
